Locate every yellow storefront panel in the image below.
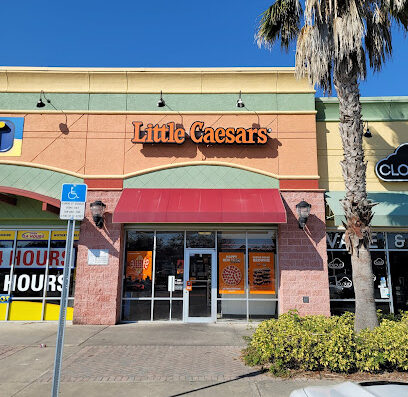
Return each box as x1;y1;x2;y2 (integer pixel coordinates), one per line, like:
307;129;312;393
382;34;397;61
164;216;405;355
44;302;74;321
0;303;6;320
17;231;49;241
8;301;42;321
0;231;16;240
51;230;80;241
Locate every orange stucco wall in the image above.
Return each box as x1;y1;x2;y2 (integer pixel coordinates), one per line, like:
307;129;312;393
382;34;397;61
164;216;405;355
2;112;318;178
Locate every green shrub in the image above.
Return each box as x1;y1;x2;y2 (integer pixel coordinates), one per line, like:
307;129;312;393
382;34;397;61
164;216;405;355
243;310;408;375
356;312;408;372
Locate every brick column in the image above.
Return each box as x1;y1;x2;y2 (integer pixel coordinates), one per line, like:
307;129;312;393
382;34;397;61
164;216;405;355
73;191;123;325
278;191;330;316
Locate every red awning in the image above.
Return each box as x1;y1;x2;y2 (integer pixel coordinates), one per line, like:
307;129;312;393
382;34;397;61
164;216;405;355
113;189;287;224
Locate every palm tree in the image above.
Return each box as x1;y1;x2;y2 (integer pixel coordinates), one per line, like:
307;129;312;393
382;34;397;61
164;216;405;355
256;0;408;331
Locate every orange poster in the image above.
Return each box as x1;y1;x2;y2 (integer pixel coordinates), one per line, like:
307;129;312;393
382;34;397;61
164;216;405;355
219;252;245;294
249;252;275;294
126;251;152;281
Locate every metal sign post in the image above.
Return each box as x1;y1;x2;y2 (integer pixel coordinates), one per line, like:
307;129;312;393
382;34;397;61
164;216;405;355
52;184;87;397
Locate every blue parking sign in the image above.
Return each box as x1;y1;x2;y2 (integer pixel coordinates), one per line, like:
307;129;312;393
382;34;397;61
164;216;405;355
61;184;87;203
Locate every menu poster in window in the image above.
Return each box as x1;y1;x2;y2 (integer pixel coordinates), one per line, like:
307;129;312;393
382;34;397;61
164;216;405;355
249;252;275;294
218;252;245;294
126;251;152;281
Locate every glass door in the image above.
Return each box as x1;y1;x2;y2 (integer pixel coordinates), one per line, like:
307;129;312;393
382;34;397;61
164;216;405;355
183;249;216;322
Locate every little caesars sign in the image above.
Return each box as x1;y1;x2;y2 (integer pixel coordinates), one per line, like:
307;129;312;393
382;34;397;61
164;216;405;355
375;143;408;181
132;121;269;145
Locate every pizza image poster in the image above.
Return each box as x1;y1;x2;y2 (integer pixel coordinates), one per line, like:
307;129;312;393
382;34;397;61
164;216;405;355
126;251;153;281
249;252;275;294
218;252;245;294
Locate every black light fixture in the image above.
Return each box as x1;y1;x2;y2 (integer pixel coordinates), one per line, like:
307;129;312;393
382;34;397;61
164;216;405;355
157;91;166;107
36;90;51;108
236;91;245;108
90;200;106;229
363;121;372;138
296;200;312;230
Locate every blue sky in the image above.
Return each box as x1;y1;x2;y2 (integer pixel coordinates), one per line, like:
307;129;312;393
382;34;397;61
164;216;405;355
4;0;407;97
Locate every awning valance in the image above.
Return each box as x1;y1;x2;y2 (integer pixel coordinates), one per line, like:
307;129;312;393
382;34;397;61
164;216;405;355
113;189;287;224
326;191;408;227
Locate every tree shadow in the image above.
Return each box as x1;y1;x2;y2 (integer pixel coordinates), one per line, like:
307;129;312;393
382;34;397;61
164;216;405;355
168;369;267;397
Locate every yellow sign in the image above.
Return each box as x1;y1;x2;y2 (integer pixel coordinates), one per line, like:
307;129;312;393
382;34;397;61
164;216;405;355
0;231;16;241
51;230;80;241
17;230;49;241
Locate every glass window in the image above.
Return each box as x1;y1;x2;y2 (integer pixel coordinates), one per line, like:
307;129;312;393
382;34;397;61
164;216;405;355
327;251;354;299
153;300;170;321
186;231;215;248
248;231;276;297
47;239;77;298
371;252;388;300
122;300;151;321
0;231;14;297
171;300;183;321
13;231;49;298
217;232;246;297
249;300;278;320
217;300;246;321
387;233;408;250
123;231;154;298
389;252;408;313
326;231;385;250
154;232;184;298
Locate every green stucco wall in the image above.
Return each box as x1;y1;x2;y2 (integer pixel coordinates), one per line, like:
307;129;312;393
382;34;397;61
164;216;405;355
0;93;315;112
124;165;279;189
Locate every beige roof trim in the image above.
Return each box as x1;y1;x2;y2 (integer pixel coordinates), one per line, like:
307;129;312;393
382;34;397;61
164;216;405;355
0;67;314;94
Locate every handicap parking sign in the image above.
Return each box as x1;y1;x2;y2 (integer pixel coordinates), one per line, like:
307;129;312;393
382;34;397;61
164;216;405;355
60;184;88;220
61;184;87;202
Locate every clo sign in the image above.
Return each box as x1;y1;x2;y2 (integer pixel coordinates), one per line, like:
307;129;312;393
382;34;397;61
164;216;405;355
375;144;408;182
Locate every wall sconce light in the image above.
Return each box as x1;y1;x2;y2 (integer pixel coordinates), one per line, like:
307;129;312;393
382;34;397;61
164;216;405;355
157;91;166;107
296;200;312;230
363;121;372;138
36;90;51;108
90;200;106;229
236;91;245;108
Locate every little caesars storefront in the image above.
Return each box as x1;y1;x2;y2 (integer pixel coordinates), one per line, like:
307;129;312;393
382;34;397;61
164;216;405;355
0;67;329;324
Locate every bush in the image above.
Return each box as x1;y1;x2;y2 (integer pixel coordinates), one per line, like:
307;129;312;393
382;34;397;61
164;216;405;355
243;310;408;375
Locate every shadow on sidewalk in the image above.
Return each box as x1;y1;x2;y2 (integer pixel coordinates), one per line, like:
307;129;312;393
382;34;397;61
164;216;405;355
168;369;267;397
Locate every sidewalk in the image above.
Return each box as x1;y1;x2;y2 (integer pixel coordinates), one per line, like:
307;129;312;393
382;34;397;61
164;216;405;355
0;322;336;397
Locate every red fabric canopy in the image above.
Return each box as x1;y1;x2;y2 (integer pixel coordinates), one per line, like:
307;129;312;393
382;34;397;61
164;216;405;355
113;189;287;224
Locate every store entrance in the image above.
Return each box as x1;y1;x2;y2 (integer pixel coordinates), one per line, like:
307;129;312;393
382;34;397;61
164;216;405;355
184;249;216;323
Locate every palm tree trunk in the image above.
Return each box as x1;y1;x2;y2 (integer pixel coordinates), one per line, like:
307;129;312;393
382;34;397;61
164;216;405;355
334;69;378;332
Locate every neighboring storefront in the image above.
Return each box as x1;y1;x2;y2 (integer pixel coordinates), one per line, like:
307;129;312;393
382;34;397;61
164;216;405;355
0;67;329;323
0;229;78;320
317;97;408;315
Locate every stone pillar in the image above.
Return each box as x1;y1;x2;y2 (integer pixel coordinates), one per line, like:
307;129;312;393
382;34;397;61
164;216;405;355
278;191;330;316
73;191;123;325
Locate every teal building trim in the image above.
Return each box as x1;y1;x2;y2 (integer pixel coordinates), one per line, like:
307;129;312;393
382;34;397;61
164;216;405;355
326;191;408;227
316;97;408;122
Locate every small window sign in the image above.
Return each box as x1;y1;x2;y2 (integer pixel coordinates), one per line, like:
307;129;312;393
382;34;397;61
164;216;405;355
88;249;109;265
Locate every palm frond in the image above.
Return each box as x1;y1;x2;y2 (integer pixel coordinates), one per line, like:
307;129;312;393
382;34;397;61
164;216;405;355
256;0;302;51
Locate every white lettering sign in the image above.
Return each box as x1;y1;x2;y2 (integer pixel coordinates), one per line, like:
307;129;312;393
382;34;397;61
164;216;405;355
3;274;64;292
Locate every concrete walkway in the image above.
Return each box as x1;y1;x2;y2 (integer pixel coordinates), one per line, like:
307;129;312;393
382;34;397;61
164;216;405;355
0;322;336;397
